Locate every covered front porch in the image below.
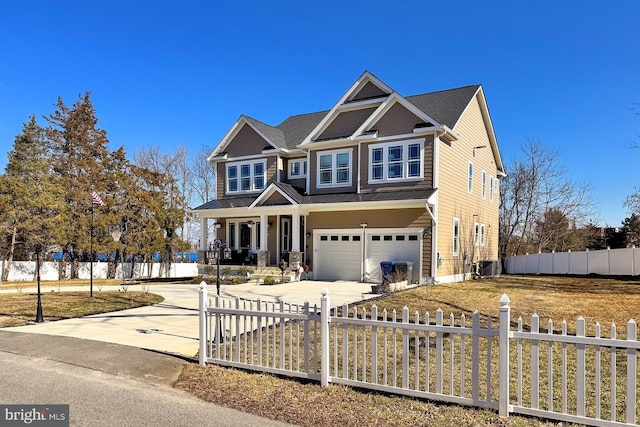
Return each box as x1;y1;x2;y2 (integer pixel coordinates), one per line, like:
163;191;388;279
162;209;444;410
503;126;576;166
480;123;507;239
198;212;307;269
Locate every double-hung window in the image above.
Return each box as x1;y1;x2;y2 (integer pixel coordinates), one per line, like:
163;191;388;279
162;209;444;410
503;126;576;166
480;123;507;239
288;159;307;179
482;170;487;199
317;149;352;187
489;176;494;202
226;159;266;194
468;162;474;194
369;139;423;183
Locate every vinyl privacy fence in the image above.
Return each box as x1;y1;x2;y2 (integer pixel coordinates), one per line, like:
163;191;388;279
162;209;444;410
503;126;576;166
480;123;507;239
506;246;640;276
198;283;640;427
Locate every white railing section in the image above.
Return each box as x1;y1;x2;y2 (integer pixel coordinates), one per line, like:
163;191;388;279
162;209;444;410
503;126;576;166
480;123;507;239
198;283;639;427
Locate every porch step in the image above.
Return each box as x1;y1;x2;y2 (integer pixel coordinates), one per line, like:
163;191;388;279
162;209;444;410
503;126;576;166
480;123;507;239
250;267;296;283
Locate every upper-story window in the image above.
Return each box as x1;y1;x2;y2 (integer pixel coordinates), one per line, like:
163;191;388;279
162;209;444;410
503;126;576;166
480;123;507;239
226;159;266;194
482;170;487;199
369;139;423;183
288;159;307;179
452;217;460;256
489;176;494;202
468;162;473;194
317;149;352;187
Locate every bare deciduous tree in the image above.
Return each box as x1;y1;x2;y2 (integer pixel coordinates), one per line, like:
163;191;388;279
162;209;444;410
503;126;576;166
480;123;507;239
499;139;596;259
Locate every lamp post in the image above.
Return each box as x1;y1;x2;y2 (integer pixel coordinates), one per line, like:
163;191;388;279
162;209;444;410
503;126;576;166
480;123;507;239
209;239;231;296
34;244;44;323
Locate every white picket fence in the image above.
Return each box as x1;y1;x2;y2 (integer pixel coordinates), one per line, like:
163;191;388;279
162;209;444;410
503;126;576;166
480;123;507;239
506;247;640;276
198;284;640;426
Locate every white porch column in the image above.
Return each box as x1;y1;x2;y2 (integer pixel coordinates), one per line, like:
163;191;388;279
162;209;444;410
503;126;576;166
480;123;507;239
291;213;301;252
200;216;208;251
260;214;268;251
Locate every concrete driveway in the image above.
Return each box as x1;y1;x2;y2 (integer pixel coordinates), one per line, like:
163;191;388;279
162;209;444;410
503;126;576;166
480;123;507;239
4;280;377;358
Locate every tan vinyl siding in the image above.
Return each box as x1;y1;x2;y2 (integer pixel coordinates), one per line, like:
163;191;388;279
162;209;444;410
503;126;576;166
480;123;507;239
374;103;424;138
351;81;388;101
317;108;377;141
360;134;434;192
436;94;500;278
226;124;273;157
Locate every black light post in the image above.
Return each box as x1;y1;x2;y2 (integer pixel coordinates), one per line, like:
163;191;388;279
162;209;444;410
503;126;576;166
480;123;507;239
34;244;44;323
209;238;231;343
209;239;231;296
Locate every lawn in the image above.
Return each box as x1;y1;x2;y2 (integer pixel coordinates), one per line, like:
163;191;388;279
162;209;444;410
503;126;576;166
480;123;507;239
0;290;164;327
175;275;640;427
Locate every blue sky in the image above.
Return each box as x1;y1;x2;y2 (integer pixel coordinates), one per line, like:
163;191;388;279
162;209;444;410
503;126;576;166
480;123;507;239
1;1;638;226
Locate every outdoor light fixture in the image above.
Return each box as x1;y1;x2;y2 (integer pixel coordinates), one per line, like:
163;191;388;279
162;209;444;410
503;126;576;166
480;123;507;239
472;145;487;157
215;222;222;229
247;220;254;228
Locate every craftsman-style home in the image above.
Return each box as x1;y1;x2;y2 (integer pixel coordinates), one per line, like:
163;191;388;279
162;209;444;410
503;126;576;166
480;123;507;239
194;71;504;283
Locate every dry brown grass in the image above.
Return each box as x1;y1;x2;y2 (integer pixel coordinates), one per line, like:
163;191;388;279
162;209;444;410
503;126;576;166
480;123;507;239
176;275;640;426
0;291;164;327
0;278;123;291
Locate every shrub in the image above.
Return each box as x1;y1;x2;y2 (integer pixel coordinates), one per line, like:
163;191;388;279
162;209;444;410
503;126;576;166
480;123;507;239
203;265;216;276
238;266;254;277
222;266;233;277
263;276;276;286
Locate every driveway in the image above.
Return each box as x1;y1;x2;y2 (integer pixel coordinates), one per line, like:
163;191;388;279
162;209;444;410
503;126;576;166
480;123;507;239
4;280;377;358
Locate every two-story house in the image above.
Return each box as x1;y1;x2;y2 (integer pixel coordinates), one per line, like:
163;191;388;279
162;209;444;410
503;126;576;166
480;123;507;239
194;71;504;283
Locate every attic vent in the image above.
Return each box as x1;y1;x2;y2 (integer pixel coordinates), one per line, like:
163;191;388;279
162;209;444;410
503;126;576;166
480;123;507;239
414;122;434;129
263;145;275;150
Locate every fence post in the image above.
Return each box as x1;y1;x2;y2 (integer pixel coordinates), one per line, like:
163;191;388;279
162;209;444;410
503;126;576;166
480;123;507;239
199;281;208;366
499;293;511;417
627;319;637;424
320;288;330;387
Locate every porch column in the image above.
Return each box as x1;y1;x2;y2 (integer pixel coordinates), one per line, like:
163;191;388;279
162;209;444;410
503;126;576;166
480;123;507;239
291;214;301;252
260;214;268;251
200;216;208;250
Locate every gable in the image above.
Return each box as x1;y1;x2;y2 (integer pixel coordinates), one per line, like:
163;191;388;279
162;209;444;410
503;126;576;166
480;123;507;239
349;81;389;101
225;124;273;157
370;103;425;137
317;107;377;141
259;192;292;206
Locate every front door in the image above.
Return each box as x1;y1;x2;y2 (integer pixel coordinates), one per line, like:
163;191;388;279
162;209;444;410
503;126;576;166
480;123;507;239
281;218;291;253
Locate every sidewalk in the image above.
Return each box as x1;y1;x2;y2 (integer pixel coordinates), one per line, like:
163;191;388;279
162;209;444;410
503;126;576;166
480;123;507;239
3;280;378;358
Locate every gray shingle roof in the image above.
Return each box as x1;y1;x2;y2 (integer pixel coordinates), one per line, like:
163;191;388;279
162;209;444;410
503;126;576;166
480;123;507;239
406;85;480;129
194;188;436;211
250;84;480;149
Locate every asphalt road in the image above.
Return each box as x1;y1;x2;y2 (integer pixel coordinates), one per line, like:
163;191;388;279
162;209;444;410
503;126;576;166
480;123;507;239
0;332;292;427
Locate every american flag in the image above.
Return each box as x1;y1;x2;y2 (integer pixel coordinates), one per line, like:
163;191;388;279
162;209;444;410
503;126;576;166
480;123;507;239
92;190;105;206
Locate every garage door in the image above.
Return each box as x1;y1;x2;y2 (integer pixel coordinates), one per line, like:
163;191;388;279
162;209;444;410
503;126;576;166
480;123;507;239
367;232;421;283
315;233;362;281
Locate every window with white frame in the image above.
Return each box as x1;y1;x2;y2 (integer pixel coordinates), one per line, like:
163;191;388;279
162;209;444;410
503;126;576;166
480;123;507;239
288;159;307;179
226;160;266;194
453;217;460;256
317;149;352;187
369;139;423;183
468;162;473;193
482;170;487;199
474;222;480;246
480;224;486;246
489;176;494;202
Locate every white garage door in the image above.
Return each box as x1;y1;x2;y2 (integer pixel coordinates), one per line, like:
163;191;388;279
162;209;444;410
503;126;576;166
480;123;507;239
367;232;421;283
315;233;362;281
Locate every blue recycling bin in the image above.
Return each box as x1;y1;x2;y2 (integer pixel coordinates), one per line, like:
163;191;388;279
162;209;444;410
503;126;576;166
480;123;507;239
380;261;396;284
